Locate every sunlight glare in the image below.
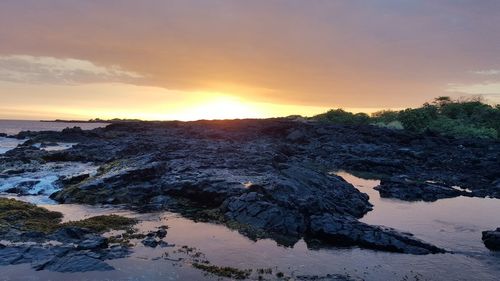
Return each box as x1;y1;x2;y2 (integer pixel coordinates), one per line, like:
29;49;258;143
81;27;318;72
171;95;264;120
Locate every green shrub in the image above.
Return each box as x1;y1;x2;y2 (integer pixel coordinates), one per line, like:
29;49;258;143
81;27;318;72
311;96;499;139
371;110;400;123
428;117;497;139
398;105;438;132
372;120;404;130
311;109;370;125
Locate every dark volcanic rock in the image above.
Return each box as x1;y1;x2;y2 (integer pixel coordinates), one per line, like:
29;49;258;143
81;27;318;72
77;236;109;250
375;176;468;202
482;228;500;251
0;244;129;272
36;251;114;272
309;214;445;254
156;227;168;239
5;118;496;254
49;227;93;242
59;173;90;185
0;198;135;273
141;237;159;248
4;180;41;195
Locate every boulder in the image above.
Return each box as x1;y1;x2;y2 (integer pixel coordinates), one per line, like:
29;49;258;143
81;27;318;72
49;227;93;242
5;180;41;195
38;252;114;272
309;214;445;254
77;236;108;250
141;237;159;248
482;228;500;251
375;176;466;202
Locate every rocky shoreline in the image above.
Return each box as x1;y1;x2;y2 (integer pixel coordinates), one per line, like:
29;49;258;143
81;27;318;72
0;198;135;272
2;118;500;268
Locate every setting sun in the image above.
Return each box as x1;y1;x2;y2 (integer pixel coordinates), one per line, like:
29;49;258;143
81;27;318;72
170;95;263;120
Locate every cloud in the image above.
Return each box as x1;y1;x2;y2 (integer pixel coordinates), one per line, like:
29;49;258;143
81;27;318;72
0;55;143;85
1;1;500;108
471;70;500;76
447;82;500;103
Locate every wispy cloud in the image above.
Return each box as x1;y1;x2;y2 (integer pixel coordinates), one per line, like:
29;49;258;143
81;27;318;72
447;82;500;103
470;69;500;75
0;55;143;85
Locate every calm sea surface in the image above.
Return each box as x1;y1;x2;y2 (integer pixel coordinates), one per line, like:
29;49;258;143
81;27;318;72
0;120;109;135
0;120;109;154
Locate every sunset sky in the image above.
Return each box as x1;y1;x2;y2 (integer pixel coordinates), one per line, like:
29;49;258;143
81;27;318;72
1;0;500;120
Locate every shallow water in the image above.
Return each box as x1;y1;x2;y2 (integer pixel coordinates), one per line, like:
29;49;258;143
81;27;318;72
1;172;499;280
0;137;25;154
337;172;500;255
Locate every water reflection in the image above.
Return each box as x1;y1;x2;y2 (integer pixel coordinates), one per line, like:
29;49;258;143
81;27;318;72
336;171;500;254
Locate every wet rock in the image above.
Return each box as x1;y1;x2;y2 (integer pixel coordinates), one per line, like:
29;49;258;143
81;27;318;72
224;192;306;236
49;227;93;242
0;242;129;272
38;252;114;272
77;236;108;250
102;245;131;259
309;214;445;254
158;241;174;248
482;228;500;251
0;198;134;272
5;180;41;195
143;195;173;211
375;176;466;202
141;237;159;248
20;231;46;241
59;173;90;185
156;228;167;239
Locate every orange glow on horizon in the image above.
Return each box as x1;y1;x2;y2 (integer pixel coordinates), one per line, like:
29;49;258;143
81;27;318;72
0;81;393;121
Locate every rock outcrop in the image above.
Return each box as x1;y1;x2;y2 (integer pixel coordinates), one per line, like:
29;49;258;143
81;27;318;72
5;119;497;254
482;228;500;251
375;176;469;202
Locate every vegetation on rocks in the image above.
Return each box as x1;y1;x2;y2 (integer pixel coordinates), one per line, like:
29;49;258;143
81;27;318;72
312;109;371;125
63;215;137;233
0;198;63;233
192;263;252;279
311;96;500;139
0;198;136;234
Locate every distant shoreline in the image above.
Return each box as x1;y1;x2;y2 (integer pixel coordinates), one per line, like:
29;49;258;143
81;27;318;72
40;120;104;123
40;119;137;124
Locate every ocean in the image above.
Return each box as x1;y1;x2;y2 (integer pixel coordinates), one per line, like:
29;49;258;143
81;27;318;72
0;120;109;154
0;120;109;135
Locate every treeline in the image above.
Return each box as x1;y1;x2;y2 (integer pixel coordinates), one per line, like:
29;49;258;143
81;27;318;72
310;96;500;139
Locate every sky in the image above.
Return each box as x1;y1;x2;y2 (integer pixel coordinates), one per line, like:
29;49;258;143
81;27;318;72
1;0;500;120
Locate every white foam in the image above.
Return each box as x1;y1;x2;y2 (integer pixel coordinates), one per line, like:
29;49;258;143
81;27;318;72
0;137;26;154
0;162;98;196
32;142;78;151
